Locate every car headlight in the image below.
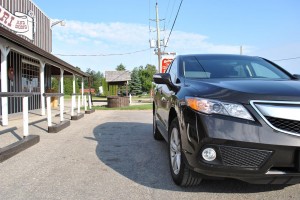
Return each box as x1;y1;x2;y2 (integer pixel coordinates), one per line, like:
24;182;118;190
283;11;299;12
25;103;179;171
185;97;254;121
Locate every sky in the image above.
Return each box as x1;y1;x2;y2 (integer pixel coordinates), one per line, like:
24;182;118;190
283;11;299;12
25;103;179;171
32;0;300;74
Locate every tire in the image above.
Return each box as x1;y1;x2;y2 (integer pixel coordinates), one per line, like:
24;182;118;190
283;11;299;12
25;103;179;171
153;107;163;140
169;117;202;186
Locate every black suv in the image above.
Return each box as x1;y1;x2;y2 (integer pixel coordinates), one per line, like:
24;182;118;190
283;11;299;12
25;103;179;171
153;54;300;186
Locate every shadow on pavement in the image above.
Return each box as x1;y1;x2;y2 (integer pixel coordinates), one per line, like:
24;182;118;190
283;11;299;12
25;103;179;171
91;122;287;193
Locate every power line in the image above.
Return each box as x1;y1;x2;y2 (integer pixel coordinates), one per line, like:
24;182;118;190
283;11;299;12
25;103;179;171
164;0;183;51
165;0;177;33
54;48;151;57
163;0;172;33
272;56;300;62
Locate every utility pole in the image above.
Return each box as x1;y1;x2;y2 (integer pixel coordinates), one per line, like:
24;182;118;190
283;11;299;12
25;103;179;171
149;1;176;73
155;2;162;73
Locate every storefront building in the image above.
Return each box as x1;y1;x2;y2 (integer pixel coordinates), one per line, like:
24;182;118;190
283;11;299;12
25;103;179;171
0;0;88;125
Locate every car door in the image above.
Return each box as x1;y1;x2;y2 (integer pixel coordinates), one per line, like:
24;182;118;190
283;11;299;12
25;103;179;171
157;59;178;134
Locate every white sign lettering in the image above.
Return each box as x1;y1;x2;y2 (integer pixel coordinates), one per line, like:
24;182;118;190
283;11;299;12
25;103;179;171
0;5;35;40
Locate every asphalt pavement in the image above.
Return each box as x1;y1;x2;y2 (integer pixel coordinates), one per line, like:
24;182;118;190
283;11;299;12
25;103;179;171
0;110;299;200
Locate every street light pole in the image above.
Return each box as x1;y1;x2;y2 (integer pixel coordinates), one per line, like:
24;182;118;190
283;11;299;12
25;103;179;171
51;20;66;28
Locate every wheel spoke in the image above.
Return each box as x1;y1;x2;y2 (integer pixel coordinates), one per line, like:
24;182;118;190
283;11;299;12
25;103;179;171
176;154;181;171
174;129;179;145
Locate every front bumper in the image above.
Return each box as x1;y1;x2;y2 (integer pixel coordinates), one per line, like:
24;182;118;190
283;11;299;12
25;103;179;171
181;107;300;184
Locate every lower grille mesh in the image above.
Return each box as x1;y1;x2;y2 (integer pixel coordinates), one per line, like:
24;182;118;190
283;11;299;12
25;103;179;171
219;146;272;168
265;116;300;134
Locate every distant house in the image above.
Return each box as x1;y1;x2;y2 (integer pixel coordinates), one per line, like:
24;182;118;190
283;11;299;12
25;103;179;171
80;88;95;94
105;71;131;96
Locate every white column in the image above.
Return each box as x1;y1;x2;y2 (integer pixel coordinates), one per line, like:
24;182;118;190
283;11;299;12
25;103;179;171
60;95;64;122
73;74;76;93
23;96;29;137
46;96;52;126
72;74;76;107
1;45;10;126
84;95;87;111
40;61;46;116
71;94;75;116
60;68;64;112
88;94;92;110
77;95;81;114
81;77;84;105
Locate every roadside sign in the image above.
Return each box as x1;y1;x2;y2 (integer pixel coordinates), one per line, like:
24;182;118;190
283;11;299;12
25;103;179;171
161;56;174;73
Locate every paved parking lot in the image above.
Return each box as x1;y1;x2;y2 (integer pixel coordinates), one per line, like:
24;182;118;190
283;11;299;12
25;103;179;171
0;110;299;199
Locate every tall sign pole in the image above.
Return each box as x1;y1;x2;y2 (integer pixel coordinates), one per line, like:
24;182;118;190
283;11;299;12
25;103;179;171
155;2;162;73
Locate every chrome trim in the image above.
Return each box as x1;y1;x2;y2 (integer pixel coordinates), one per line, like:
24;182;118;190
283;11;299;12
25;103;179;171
186;123;192;142
255;104;300;121
250;100;300;137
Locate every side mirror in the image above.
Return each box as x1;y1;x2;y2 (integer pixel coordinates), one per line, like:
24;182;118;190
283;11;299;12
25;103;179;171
153;73;172;85
293;74;300;80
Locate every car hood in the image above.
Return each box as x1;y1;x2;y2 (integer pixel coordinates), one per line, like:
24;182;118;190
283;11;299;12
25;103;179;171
186;79;300;104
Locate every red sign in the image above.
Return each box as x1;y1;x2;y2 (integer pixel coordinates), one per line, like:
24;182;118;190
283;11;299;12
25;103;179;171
161;58;173;73
80;88;95;94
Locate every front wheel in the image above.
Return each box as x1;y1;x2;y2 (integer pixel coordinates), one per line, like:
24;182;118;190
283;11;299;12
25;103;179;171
169;117;202;186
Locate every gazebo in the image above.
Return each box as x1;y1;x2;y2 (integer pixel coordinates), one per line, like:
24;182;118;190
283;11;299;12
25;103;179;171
105;71;131;107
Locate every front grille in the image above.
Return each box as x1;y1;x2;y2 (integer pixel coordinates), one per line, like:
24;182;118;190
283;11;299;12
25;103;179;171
266;116;300;134
250;101;300;136
219;146;272;169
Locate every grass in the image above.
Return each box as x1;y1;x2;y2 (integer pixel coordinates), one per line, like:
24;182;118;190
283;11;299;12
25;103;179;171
93;103;152;110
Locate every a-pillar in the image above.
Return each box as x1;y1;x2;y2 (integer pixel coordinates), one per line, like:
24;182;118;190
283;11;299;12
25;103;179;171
60;68;64;119
0;44;10;126
40;61;46;116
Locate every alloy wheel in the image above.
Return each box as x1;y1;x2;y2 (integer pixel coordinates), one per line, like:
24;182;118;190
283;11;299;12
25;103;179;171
170;127;181;175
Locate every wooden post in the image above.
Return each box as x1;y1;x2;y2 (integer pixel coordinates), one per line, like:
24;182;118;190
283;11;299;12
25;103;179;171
78;95;81;114
60;95;64;122
71;94;75;116
88;94;92;110
23;96;29;137
84;95;87;111
46;96;52;126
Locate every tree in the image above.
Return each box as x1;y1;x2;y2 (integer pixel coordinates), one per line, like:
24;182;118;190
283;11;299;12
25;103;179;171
64;77;74;95
138;64;157;93
85;68;104;93
116;63;126;71
51;77;59;92
129;67;142;95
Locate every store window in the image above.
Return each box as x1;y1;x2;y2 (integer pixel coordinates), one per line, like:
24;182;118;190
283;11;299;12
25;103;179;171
22;62;40;92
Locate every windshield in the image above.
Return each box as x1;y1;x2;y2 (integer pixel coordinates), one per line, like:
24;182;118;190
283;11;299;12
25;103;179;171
182;56;291;80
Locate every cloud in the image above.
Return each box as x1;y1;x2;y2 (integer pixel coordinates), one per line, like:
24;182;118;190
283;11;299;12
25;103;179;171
51;20;254;71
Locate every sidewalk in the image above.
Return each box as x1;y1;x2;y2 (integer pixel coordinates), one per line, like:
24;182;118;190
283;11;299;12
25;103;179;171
0;99;83;148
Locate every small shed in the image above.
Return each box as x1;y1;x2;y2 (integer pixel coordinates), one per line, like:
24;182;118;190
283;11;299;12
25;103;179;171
105;71;131;107
105;71;131;96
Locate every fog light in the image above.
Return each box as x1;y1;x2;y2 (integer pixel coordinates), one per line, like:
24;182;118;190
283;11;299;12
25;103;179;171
202;148;216;161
